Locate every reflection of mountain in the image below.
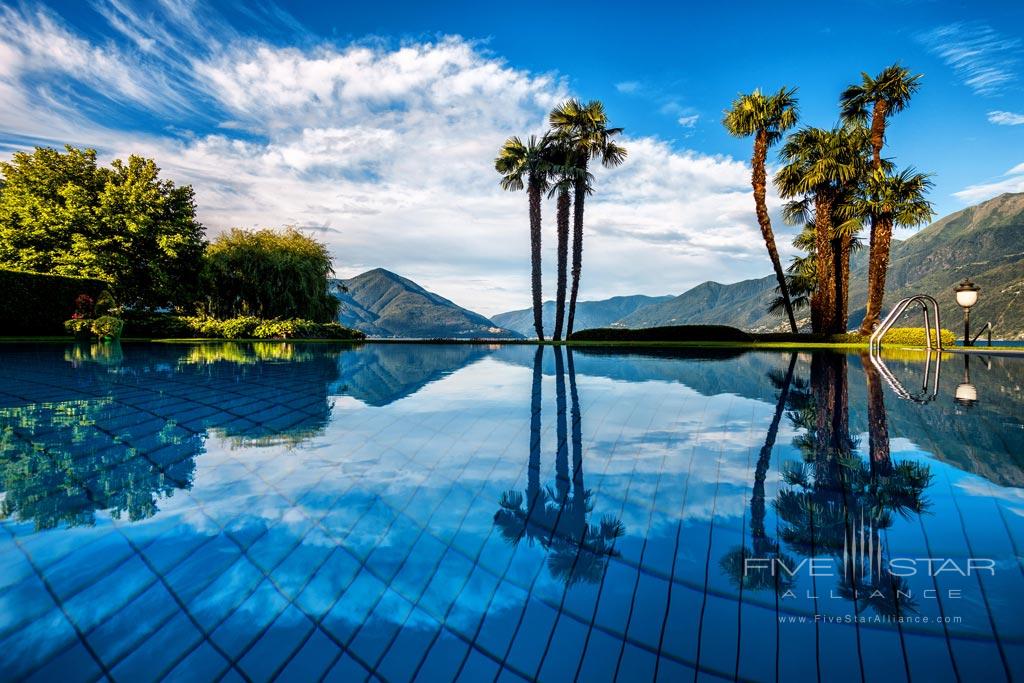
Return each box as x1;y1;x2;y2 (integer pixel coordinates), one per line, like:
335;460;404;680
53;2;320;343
494;346;1024;488
331;343;495;406
0;342;345;529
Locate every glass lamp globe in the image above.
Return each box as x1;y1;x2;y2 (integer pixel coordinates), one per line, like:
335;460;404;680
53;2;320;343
955;279;979;309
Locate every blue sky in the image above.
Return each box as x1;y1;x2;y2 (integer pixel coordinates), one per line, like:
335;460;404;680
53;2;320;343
1;0;1022;314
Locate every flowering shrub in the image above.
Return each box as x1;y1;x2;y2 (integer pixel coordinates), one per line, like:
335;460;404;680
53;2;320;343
64;290;123;341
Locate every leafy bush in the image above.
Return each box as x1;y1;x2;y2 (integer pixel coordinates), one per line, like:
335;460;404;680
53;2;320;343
568;325;753;342
64;315;124;340
178;316;364;340
0;268;108;335
881;327;955;347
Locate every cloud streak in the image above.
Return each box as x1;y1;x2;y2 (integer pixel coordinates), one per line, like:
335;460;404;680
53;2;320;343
988;110;1024;125
0;2;787;317
919;22;1021;96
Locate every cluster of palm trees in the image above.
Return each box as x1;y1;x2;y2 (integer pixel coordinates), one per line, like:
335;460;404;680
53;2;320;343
495;99;626;341
724;64;934;335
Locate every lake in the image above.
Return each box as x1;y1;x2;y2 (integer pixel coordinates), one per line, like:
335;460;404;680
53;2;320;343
1;342;1022;682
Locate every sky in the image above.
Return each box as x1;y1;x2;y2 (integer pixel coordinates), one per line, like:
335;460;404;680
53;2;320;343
0;0;1022;316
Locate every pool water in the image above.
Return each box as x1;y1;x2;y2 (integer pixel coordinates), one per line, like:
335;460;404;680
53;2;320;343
1;343;1022;682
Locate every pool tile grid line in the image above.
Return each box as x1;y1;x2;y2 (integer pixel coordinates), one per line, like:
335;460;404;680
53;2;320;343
7;410;403;683
463;368;648;683
280;399;524;682
690;402;732;683
3;523;117;682
568;381;685;681
653;400;710;683
732;402;763;683
165;404;485;683
401;368;628;683
608;391;704;682
4;401;420;681
944;469;1013;680
354;395;542;682
915;516;963;681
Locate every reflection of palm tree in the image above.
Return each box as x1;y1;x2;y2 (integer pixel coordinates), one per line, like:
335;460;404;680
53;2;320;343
721;354;798;593
773;352;931;615
494;347;624;585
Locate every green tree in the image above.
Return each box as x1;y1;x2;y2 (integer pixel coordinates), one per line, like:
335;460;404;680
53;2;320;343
775;127;868;334
0;145;205;309
202;227;339;322
495;135;552;341
853;169;933;334
548;99;627;338
840;65;924;334
723;87;800;333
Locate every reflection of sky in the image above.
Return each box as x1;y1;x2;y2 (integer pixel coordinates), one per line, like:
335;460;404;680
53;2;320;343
0;345;1023;680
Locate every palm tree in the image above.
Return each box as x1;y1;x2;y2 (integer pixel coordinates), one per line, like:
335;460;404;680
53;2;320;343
547;145;592;341
548;99;627;338
775;126;868;334
840;65;923;335
723;87;800;333
495;135;552;341
854;169;934;334
840;65;922;170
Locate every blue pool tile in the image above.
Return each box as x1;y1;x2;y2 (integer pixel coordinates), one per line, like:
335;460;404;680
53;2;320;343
275;629;339;682
110;610;203;682
162;642;230;683
23;642;103;683
211;578;289;659
238;604;315;683
414;629;469;683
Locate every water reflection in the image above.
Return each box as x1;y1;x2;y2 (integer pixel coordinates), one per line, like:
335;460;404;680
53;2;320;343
494;347;625;585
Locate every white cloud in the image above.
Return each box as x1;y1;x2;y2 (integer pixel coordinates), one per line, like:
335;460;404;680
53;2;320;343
615;80;640;94
953;163;1024;203
988;110;1024;125
0;4;787;317
919;22;1021;96
677;114;699;128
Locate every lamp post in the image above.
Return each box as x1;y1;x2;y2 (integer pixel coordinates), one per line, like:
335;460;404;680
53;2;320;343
954;278;979;346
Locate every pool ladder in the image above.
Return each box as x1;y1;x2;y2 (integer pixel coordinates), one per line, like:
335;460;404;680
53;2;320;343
868;295;943;403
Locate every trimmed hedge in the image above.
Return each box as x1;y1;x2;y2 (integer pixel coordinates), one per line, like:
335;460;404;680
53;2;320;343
880;327;956;347
568;325;753;343
0;269;108;335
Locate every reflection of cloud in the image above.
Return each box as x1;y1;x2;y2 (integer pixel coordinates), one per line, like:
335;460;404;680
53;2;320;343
956;477;1024;518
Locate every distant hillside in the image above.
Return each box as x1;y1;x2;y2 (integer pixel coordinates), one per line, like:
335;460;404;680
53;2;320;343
492;294;673;338
609;192;1024;338
330;268;521;339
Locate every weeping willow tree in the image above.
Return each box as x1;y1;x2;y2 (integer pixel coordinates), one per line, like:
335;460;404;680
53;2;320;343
202;228;339;322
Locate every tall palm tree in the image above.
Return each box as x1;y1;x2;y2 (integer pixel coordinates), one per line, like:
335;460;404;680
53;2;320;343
723;87;800;333
546;145;591;341
775;127;868;334
840;65;923;335
495;135;552;341
854;169;933;334
549;99;627;338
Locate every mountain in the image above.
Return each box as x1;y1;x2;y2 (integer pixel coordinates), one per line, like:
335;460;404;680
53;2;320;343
610;192;1024;338
491;294;673;338
330;268;522;339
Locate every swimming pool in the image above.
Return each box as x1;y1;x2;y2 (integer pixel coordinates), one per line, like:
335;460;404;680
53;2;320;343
1;343;1022;681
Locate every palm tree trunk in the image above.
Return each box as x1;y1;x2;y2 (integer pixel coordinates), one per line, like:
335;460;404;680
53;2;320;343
553;187;571;341
554;346;570;502
528;346;543;506
859;216;893;335
566;160;588;339
753;132;798;333
832;234;852;334
859;100;889;336
528;180;544;341
811;195;836;334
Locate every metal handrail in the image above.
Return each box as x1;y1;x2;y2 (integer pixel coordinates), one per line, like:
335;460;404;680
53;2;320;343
970;321;993;347
869;294;943;351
